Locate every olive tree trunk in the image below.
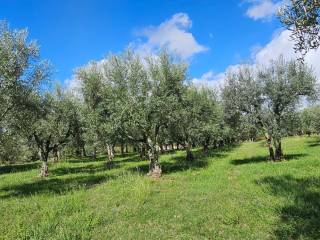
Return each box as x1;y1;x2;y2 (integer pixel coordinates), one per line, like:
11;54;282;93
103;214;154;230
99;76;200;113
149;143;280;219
185;141;194;161
160;145;164;154
274;139;283;160
39;150;49;177
120;143;124;156
146;137;161;177
203;144;209;154
266;135;283;161
106;144;114;168
139;143;147;160
53;147;60;163
93;146;97;159
82;146;87;157
266;136;275;161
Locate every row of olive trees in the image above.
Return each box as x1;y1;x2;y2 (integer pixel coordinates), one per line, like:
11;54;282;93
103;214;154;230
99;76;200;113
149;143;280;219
300;105;320;135
1;20;319;177
0;21;87;176
0;20;226;177
76;51;225;177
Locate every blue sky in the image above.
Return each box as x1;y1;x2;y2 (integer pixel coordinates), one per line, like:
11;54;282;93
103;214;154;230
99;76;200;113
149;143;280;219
1;0;319;86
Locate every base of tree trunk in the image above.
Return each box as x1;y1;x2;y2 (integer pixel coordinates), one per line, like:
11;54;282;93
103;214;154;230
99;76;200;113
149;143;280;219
53;150;60;163
160;145;164;154
147;162;162;178
106;161;114;169
139;144;147;160
203;145;209;155
186;150;194;161
82;147;87;157
275;148;283;161
40;161;49;177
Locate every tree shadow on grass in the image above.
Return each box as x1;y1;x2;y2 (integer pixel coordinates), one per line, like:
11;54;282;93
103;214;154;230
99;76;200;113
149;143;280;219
307;138;320;147
114;154;143;164
128;147;233;175
0;174;117;199
66;156;107;164
309;142;320;147
231;153;308;165
67;153;141;165
127;158;209;175
0;162;40;175
50;162;123;176
257;175;320;239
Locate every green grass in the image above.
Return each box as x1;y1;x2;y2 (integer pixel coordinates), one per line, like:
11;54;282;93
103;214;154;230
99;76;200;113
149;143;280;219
0;136;320;239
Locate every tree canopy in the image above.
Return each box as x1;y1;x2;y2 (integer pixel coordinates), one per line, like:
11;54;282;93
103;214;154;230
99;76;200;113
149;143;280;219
279;0;320;57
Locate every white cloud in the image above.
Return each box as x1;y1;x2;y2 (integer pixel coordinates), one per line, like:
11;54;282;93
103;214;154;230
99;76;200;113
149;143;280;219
64;75;83;99
192;71;225;89
254;30;320;80
255;30;296;63
134;13;208;59
245;0;283;21
193;29;320;90
64;60;108;99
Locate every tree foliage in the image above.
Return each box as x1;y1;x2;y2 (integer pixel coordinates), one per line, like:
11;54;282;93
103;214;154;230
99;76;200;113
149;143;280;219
279;0;320;57
1;20;320;178
223;57;317;160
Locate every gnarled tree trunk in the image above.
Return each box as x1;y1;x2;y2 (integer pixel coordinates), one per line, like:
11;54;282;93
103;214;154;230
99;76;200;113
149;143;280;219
266;135;275;161
160;145;164;154
82;146;87;157
120;143;124;156
203;144;209;154
147;137;161;177
106;144;114;168
93;146;97;159
203;136;210;155
34;134;50;177
41;161;49;177
39;150;49;177
53;146;60;163
139;143;146;160
274;139;283;161
185;141;194;161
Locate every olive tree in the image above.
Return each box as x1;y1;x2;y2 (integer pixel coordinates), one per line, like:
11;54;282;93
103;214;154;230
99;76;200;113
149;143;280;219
104;51;186;177
77;63;105;160
77;60;125;165
29;87;74;177
300;105;320;135
0;21;49;157
223;57;317;160
174;86;220;160
68;101;87;157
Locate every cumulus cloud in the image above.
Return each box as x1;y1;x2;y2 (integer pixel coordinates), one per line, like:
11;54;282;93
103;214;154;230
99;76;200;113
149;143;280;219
193;29;320;90
254;30;320;79
245;0;283;21
134;13;208;59
64;59;109;99
192;71;225;89
64;75;83;99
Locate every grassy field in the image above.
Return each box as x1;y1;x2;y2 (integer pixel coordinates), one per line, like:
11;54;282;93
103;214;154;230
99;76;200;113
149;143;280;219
0;136;319;240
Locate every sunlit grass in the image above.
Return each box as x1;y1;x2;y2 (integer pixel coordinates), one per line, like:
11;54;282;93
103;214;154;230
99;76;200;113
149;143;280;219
0;136;319;239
